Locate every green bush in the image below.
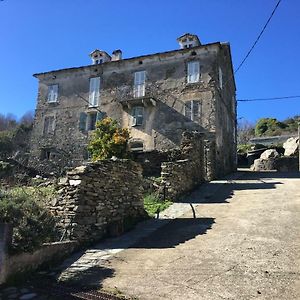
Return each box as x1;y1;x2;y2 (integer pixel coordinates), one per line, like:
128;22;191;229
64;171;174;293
144;194;173;217
88;117;130;161
0;187;58;253
237;144;252;154
0;131;14;157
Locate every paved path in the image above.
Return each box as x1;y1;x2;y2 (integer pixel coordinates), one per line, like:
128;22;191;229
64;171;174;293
55;170;300;299
4;171;300;300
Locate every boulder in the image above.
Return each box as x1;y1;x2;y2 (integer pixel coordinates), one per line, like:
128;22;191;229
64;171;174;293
250;158;276;171
283;137;299;156
260;149;279;160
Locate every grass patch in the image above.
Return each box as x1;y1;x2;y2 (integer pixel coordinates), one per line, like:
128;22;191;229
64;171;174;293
144;193;173;217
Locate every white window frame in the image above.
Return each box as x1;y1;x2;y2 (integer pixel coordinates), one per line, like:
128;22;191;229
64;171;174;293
187;61;200;83
133;71;146;98
219;67;223;89
184;100;201;121
47;84;58;103
132;106;144;126
89;77;100;107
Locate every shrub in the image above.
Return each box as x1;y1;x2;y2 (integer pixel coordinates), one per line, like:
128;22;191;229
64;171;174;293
88;117;130;161
0;187;58;253
144;193;173;217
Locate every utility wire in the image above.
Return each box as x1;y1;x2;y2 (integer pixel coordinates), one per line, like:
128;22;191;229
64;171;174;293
238;95;300;102
234;0;282;74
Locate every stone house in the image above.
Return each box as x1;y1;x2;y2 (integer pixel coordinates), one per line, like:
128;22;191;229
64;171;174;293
29;33;237;176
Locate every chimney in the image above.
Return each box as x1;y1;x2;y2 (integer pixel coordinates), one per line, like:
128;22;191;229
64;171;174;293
111;49;122;61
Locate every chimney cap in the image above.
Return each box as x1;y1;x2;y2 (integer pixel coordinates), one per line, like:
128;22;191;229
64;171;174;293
112;49;122;54
177;33;201;45
89;49;111;59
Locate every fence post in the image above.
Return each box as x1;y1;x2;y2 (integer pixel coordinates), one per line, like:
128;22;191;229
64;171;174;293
0;223;13;284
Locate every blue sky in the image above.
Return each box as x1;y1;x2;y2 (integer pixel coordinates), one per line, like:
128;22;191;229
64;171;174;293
0;0;299;123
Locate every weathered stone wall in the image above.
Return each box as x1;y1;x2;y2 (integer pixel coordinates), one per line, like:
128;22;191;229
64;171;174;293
214;45;237;177
3;241;78;284
160;132;205;200
132;149;182;177
29;42;236;177
50;160;145;242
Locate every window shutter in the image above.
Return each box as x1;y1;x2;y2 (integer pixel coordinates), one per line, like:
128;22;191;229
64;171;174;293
89;77;100;106
79;112;87;131
53;85;58;101
219;67;223;89
96;111;106;121
185;101;192;119
134;71;145;97
192;100;200;121
187;62;200;83
47;86;53;102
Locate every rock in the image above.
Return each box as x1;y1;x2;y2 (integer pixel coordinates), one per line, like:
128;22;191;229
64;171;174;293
283;137;299;156
69;179;81;186
19;293;37;300
251;158;276;171
260;149;279;160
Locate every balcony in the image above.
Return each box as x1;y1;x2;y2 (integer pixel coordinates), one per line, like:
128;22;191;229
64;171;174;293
120;96;157;109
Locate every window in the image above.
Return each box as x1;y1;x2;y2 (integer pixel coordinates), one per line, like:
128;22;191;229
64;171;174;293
47;84;58;102
184;100;201;121
87;112;97;131
187;61;200;83
40;149;51;160
43;116;55;135
130;141;144;152
219;67;223;89
132;106;144;126
133;71;146;98
89;77;100;107
79;111;106;131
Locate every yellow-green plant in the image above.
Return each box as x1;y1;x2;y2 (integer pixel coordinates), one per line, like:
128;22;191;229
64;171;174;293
88;117;130;161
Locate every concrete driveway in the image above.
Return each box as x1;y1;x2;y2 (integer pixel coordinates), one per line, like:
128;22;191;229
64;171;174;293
99;171;300;299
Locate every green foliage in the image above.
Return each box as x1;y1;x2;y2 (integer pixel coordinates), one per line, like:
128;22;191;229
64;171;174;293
255;118;287;137
88;117;130;161
237;144;252;154
0;187;58;253
0;131;14;157
254;116;299;137
144;194;172;217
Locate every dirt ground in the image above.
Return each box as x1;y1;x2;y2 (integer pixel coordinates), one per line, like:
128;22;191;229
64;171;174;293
100;171;300;300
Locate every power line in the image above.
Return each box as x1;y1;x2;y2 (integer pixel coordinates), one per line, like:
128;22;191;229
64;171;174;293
234;0;282;74
238;95;300;102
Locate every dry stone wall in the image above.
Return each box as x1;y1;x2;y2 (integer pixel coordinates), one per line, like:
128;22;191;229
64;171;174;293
160;131;205;200
50;159;146;243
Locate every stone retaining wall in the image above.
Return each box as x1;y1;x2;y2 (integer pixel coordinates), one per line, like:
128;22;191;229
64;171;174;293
160;132;205;199
0;223;78;284
50;159;146;242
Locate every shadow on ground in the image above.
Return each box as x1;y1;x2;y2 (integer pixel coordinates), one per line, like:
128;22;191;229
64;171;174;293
177;170;293;205
131;217;215;249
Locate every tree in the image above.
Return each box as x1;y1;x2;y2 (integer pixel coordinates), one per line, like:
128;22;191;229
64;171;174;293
237;119;255;144
255;118;287;137
19;110;34;127
88;117;130;161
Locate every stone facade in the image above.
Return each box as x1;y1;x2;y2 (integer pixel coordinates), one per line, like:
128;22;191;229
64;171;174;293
29;34;237;177
50;160;145;242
